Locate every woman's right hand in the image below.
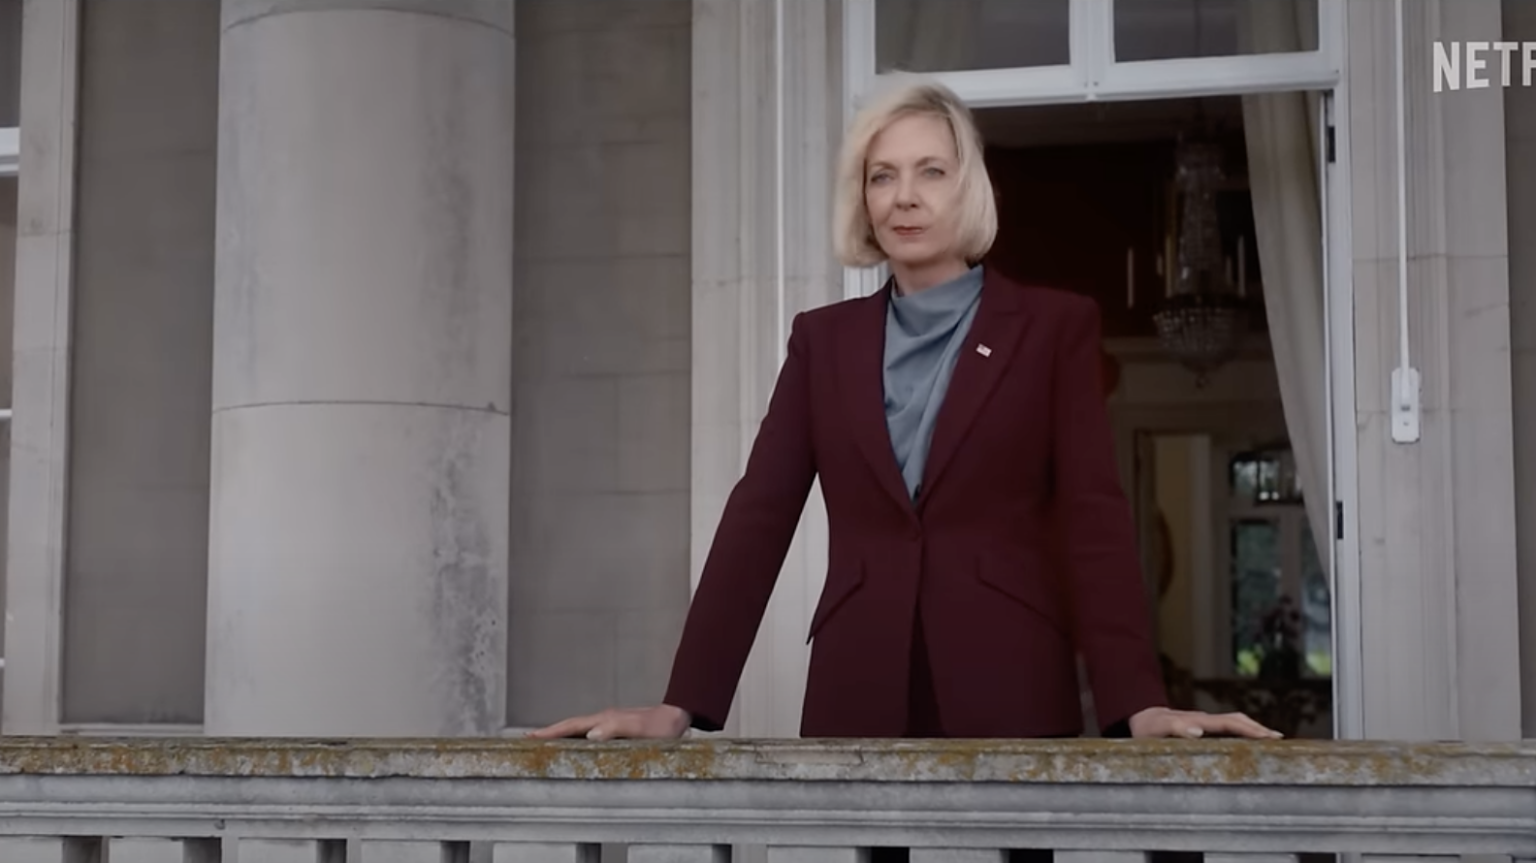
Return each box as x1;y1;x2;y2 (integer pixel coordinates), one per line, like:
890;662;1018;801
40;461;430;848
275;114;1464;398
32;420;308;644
524;704;692;741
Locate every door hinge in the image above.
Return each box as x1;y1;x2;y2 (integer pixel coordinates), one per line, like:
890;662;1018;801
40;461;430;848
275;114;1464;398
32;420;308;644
1326;124;1337;163
1334;500;1344;540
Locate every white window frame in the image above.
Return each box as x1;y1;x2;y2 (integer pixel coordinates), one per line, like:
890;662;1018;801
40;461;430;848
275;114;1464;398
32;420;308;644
839;0;1362;739
843;0;1343;108
0;126;15;176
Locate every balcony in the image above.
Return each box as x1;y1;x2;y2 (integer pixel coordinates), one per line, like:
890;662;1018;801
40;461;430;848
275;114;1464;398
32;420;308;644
0;736;1530;861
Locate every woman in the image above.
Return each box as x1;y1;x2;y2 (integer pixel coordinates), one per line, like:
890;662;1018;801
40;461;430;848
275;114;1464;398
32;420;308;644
531;78;1277;744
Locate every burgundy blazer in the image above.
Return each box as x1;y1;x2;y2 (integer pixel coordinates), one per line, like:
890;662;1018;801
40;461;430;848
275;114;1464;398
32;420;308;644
664;268;1167;738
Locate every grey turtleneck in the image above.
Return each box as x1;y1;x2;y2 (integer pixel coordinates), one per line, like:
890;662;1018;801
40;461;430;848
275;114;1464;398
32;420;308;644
883;265;985;500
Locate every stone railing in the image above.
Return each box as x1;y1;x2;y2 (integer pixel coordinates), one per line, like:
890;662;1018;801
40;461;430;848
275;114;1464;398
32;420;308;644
0;737;1532;861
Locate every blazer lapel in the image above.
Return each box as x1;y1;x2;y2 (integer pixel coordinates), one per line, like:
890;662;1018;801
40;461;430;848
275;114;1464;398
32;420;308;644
838;281;918;518
917;269;1032;505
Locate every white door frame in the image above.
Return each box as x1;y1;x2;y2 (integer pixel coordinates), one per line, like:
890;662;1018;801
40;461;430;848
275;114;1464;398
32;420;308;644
2;0;80;735
839;0;1362;740
1319;74;1361;742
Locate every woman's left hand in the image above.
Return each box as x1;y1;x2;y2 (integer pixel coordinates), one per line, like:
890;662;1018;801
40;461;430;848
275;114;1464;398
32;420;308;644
1128;706;1283;739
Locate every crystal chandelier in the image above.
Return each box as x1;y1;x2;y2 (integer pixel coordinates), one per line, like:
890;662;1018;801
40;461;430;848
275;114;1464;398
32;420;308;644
1153;135;1249;387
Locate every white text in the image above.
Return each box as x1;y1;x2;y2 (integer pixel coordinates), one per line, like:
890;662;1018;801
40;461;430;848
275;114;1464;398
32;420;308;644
1433;41;1536;92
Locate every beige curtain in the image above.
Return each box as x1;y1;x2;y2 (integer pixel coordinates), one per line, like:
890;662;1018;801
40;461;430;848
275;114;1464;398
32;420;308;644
1239;0;1332;568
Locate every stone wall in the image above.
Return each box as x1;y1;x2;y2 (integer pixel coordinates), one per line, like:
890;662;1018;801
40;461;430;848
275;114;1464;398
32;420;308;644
507;1;694;726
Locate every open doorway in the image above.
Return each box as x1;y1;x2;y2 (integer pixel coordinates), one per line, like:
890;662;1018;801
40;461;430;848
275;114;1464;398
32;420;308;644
976;93;1335;739
1139;432;1332;738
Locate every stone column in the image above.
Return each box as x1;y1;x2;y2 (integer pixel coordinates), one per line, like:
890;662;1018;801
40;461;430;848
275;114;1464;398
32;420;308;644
205;0;514;736
3;0;81;735
1344;0;1521;741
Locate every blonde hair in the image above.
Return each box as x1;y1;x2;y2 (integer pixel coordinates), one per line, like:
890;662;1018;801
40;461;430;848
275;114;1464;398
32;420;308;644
832;76;998;269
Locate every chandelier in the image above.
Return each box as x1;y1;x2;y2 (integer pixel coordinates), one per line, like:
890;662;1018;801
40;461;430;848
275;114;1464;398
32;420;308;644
1152;135;1249;387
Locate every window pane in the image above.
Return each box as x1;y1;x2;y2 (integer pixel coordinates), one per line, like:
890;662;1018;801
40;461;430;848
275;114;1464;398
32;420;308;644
875;0;1070;73
1301;520;1332;677
1229;457;1257;501
1114;0;1319;63
0;0;18;127
1231;519;1281;677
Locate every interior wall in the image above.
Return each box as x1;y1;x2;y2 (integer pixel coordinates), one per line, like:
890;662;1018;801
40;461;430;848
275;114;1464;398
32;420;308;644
507;1;692;726
62;0;218;724
1505;0;1536;737
1109;352;1286;658
985;135;1263;341
1154;436;1196;673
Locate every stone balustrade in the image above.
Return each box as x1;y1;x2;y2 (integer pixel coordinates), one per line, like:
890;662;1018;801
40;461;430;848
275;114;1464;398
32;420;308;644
0;737;1531;861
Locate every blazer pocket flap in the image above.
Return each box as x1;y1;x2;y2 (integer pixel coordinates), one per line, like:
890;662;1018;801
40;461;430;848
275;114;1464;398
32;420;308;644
974;554;1068;632
807;561;865;642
